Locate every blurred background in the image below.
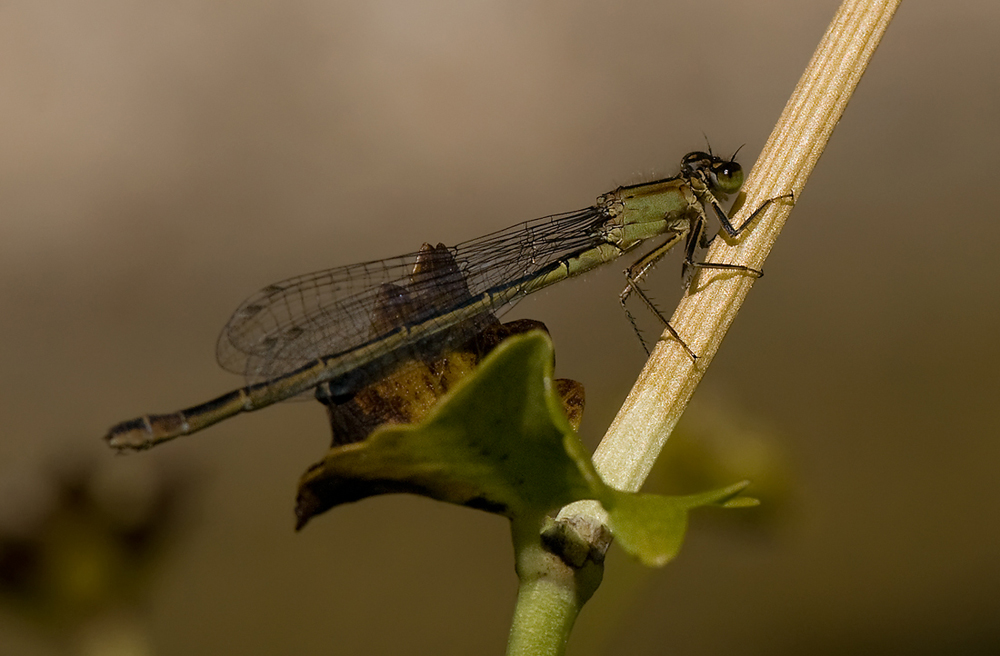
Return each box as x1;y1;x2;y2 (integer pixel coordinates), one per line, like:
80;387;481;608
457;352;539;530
2;1;998;653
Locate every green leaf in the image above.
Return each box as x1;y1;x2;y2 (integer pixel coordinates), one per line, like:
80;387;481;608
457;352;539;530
296;331;599;527
602;482;757;567
295;329;757;570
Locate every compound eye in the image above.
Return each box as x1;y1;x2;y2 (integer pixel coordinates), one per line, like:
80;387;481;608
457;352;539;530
712;161;744;195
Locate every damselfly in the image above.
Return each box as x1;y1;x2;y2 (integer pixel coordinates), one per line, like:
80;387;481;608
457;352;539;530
105;150;790;451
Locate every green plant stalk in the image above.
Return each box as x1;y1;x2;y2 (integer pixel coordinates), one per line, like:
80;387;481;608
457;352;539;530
507;515;604;656
508;0;902;652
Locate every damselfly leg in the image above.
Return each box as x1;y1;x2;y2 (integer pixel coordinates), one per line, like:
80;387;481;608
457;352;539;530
620;190;795;359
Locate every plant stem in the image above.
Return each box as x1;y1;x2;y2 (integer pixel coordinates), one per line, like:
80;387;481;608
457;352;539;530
568;0;900;517
509;1;900;653
506;517;604;656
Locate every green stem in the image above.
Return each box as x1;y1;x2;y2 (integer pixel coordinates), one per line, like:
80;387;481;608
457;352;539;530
546;0;901;646
508;1;901;652
506;517;603;656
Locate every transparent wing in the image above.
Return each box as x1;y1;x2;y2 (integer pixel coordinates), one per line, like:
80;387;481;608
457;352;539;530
216;206;610;389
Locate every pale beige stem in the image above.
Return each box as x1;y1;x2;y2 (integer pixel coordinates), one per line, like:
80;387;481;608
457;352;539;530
564;0;901;523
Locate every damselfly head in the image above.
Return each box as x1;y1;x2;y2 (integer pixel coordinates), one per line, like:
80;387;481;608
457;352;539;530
680;151;745;197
